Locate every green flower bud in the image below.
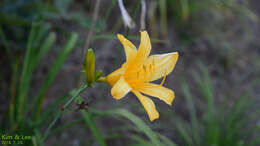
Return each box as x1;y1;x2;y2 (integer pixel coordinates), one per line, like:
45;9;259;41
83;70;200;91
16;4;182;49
95;70;102;81
83;49;95;86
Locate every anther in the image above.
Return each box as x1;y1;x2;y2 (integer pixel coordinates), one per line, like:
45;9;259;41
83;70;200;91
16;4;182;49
143;65;146;72
160;70;167;86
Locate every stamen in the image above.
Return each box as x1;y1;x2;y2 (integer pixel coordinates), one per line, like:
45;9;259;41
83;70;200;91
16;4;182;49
147;63;153;81
143;65;146;72
160;70;167;86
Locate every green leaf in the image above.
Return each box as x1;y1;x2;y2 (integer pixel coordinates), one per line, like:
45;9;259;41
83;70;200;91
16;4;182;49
181;80;200;145
0;13;30;26
32;32;78;120
49;119;84;137
92;109;162;146
17;22;38;127
157;133;178;146
81;111;107;146
32;32;56;70
33;129;44;146
129;134;153;146
175;119;193;145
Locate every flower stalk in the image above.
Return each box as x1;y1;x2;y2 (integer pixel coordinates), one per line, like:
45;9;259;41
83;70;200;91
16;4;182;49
43;83;88;141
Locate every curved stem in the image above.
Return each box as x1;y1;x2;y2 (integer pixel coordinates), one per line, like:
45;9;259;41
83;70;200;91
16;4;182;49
64;84;88;108
42;83;88;141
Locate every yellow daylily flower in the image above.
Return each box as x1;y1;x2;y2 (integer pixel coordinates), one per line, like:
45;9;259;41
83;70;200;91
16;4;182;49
102;31;178;121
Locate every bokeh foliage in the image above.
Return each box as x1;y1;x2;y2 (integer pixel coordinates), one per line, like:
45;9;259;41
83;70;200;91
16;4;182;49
0;0;259;146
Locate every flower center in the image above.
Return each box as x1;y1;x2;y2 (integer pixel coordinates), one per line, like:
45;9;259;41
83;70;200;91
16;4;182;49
125;60;154;84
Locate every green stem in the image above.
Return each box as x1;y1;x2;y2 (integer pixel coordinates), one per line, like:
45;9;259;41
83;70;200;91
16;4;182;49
63;84;88;108
42;111;61;141
42;83;88;141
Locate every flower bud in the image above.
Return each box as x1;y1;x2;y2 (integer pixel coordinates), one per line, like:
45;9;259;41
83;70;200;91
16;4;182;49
83;49;95;86
95;70;102;81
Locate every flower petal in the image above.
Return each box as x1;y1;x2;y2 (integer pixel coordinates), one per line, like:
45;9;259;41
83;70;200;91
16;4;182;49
136;31;151;60
106;62;128;86
144;52;178;81
111;76;131;100
132;91;159;121
117;34;137;63
135;83;175;105
106;67;124;86
127;31;151;71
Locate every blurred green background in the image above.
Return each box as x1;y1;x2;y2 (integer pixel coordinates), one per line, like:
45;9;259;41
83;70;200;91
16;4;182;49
0;0;259;146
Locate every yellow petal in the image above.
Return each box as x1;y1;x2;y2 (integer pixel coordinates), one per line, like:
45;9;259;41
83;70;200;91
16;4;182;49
106;67;124;86
132;91;159;121
106;62;128;86
136;31;151;61
126;31;151;72
111;76;131;100
117;34;137;63
135;83;175;105
144;52;178;81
